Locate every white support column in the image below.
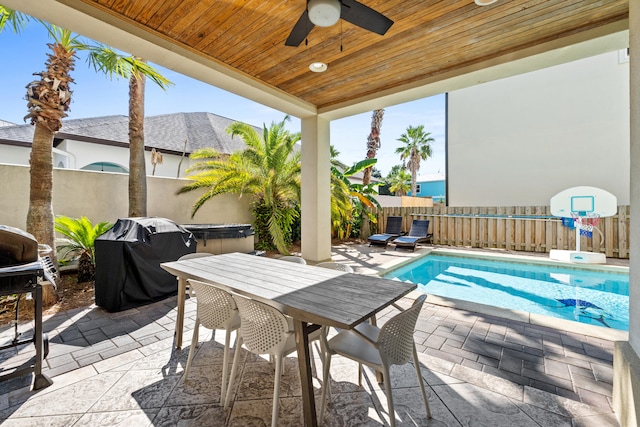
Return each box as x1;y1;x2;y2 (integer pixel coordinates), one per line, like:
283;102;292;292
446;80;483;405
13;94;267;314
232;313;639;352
300;115;332;262
613;3;640;426
629;0;640;353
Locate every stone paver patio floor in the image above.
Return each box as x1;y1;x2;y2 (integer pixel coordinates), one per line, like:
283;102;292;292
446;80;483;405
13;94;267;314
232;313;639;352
0;244;624;426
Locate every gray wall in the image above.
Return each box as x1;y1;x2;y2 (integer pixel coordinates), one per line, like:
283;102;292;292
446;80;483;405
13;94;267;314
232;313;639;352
0;163;253;231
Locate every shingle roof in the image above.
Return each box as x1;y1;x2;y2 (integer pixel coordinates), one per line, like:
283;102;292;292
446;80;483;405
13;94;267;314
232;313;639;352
0;112;258;155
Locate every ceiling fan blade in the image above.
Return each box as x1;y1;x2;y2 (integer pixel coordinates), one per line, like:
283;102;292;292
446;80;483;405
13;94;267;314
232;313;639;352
340;0;393;35
285;9;315;47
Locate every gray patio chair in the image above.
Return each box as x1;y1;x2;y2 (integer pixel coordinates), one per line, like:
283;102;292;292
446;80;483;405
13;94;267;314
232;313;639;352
225;294;323;426
184;279;241;406
279;255;307;264
367;216;404;248
315;261;354;273
319;294;431;426
392;219;433;251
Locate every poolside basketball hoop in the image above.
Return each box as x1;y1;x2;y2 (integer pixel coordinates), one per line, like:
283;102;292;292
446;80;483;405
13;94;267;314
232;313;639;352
549;186;617;264
570;211;601;239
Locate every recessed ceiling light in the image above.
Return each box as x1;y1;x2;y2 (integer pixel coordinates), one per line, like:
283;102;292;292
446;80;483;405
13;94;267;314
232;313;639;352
309;62;328;73
475;0;498;5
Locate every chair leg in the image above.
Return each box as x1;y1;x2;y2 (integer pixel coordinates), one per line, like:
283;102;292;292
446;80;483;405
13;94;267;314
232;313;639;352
224;336;243;409
319;353;333;423
272;354;283;427
358;362;363;386
219;328;234;405
183;318;201;382
413;344;432;419
382;366;396;427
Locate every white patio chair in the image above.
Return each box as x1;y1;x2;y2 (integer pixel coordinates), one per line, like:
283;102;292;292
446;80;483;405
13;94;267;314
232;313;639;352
315;261;354;273
225;295;322;427
184;279;241;406
319;294;432;426
278;255;307;264
178;252;213;296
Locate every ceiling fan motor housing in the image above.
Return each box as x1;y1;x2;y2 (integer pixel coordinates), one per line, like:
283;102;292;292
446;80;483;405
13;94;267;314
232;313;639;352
308;0;341;27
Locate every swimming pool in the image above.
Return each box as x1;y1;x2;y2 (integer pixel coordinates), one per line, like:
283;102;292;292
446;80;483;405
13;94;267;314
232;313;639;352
383;251;629;330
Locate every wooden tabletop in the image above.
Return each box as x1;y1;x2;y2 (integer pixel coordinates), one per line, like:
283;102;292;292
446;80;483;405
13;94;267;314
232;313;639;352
161;252;416;329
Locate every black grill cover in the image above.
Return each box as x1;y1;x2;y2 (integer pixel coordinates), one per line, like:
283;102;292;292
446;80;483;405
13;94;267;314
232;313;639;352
94;217;196;312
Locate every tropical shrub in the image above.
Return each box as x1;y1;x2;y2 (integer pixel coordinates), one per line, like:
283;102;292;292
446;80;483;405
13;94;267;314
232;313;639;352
54;215;112;283
330;155;381;239
179;116;301;254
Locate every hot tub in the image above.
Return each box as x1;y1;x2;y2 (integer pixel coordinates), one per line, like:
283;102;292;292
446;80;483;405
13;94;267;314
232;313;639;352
182;224;255;255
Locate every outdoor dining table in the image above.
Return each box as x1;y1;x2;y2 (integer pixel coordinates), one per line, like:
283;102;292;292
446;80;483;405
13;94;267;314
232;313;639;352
161;252;416;427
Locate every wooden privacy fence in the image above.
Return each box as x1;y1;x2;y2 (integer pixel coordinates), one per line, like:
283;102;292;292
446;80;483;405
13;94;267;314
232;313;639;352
372;205;630;259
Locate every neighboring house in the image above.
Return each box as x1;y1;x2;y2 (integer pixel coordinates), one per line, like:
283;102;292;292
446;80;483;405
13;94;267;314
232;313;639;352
0;112;256;178
408;173;446;203
447;48;630;207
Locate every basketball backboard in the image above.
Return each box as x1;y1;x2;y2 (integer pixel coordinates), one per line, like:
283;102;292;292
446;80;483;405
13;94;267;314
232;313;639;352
550;186;617;218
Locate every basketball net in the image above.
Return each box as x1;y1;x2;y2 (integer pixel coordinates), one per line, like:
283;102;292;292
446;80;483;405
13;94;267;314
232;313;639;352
570;212;601;238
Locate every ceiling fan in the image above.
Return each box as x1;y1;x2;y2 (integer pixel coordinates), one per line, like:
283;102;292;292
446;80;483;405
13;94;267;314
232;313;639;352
285;0;393;47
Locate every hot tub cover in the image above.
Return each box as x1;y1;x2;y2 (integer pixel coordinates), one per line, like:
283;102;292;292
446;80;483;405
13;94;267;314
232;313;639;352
182;224;254;240
95;217;196;312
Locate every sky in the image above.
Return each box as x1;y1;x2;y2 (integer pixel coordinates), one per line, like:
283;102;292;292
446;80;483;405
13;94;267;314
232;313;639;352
0;21;446;177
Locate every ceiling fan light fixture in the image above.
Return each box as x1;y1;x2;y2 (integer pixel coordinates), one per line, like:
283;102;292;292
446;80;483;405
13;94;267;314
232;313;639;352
308;0;341;27
309;62;328;72
474;0;498;5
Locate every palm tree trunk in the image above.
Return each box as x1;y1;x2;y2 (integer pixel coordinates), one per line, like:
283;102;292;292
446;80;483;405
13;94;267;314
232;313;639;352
26;123;58;305
128;70;147;217
362;109;384;185
361;109;384;238
411;168;418;197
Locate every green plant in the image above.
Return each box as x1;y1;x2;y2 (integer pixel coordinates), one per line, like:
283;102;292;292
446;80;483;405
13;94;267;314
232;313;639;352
179;116;301;254
54;215;112;283
330;156;381;239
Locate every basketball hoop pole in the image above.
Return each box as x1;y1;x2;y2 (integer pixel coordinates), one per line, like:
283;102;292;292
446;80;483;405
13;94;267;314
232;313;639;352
575;217;581;252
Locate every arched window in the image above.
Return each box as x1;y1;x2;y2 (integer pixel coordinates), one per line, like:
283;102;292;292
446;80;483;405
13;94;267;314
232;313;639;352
81;162;129;173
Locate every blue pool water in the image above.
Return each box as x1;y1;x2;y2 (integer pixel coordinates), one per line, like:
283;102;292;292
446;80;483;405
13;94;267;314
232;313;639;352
383;253;629;330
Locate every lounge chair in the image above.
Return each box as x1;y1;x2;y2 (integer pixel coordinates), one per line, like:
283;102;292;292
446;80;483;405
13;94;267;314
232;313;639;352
367;216;403;248
393;219;432;251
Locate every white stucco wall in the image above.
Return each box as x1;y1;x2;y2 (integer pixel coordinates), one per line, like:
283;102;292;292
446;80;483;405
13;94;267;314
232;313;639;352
448;50;630;207
0;163;253;231
57;139;193;178
0;144;31;165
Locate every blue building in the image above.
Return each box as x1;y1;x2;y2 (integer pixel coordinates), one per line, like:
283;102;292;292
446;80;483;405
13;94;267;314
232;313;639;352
407;173;446;203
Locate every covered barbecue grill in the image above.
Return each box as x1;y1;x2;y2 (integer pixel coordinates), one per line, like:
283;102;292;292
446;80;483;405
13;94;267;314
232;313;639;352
94;217;196;312
0;225;56;390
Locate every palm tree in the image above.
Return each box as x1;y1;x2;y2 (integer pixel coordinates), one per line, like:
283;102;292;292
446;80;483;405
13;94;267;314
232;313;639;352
2;10;170;303
362;109;384;185
86;48;172;216
388;169;412;196
395;125;435;197
23;25;84;305
0;5;28;33
54;216;112;283
179;116;301;254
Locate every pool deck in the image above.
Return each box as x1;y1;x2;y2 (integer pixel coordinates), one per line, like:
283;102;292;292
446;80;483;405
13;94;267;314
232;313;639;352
0;244;625;426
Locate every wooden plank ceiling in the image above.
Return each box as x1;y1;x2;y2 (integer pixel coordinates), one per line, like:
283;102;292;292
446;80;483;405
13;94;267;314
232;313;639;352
79;0;628;110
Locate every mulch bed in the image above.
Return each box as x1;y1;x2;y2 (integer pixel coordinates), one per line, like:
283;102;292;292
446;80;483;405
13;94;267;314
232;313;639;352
0;274;95;326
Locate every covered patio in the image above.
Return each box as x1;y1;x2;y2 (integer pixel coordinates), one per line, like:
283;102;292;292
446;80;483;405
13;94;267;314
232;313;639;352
0;245;622;425
1;0;638;425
